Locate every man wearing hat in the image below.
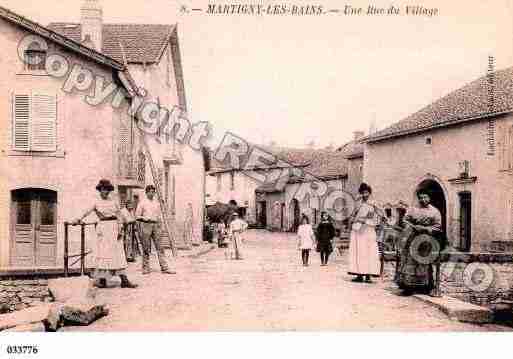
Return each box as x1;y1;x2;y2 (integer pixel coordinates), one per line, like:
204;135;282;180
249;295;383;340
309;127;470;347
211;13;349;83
228;212;248;260
136;185;176;275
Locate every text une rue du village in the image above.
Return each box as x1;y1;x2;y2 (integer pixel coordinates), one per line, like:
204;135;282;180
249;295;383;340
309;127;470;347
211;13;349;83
345;5;439;16
205;4;439;17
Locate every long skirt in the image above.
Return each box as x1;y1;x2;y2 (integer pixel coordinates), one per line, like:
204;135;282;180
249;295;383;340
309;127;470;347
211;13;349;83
348;224;380;277
396;233;435;292
94;220;128;279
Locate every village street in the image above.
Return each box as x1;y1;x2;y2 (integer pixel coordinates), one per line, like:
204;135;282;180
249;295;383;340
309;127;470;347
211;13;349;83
60;230;510;331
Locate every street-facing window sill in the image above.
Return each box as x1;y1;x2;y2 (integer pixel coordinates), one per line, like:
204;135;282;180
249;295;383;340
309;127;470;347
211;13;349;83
4;149;66;158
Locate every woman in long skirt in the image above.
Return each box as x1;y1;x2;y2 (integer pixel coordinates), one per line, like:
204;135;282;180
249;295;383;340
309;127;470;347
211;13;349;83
74;179;138;289
396;190;442;295
348;183;381;283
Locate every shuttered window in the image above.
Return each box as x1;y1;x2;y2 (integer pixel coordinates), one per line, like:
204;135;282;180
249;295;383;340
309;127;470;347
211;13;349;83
12;92;57;152
499;125;513;171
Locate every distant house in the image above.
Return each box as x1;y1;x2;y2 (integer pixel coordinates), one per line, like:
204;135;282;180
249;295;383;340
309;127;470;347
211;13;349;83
254;148;352;232
363;66;513;253
0;5;139;271
206;159;263;224
337;131;365;195
49;0;206;247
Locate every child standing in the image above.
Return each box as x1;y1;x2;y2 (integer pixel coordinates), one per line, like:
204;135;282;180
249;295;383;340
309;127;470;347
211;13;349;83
297;215;316;266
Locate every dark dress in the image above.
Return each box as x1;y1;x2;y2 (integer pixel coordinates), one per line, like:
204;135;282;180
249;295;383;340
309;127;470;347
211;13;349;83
316;221;335;253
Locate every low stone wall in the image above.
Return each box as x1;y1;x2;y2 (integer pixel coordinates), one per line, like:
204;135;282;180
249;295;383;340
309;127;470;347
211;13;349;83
0;278;52;313
383;252;513;307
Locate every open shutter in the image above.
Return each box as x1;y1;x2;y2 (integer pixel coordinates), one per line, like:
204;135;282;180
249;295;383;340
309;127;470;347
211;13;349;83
13;94;31;151
31;93;57;151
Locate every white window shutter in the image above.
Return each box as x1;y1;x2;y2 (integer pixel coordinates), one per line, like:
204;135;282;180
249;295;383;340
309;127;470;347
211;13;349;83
31;93;57;151
13;93;31;151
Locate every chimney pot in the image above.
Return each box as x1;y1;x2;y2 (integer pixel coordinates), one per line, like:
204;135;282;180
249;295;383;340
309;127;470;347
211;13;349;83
353;131;365;141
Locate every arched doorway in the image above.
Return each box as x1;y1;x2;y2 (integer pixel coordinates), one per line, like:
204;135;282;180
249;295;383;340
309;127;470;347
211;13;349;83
291;199;300;232
415;179;447;235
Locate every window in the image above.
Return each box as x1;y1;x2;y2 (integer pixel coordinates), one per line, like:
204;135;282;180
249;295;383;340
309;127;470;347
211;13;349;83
425;137;432;145
24;50;46;71
230;172;235;190
216;174;221;192
12;93;57;152
499;125;513;171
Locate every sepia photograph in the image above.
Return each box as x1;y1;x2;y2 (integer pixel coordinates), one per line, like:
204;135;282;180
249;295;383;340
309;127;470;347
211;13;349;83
0;0;513;356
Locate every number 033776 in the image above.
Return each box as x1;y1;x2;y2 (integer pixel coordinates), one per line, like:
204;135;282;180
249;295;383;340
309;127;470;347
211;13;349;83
5;345;39;355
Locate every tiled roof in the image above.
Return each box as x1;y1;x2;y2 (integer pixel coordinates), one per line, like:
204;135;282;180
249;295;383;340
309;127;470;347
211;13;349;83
0;6;143;97
48;23;175;64
272;148;348;180
337;139;364;159
211;144;347;182
0;6;124;70
366;66;513;143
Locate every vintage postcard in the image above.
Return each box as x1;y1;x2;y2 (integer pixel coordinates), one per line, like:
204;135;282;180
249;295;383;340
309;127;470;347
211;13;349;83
1;0;513;348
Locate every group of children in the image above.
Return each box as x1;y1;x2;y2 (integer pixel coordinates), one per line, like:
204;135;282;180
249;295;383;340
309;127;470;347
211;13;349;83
296;212;337;267
215;212;249;260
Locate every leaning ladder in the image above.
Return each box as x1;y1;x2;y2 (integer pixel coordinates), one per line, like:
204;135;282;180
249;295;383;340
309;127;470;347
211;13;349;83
136;126;178;257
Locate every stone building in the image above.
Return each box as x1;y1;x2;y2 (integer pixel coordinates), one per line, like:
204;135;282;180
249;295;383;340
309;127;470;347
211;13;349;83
49;0;207;247
363;66;513;305
337;131;365;195
206;160;263;225
364;66;513;253
0;5;139;273
255;148;352;232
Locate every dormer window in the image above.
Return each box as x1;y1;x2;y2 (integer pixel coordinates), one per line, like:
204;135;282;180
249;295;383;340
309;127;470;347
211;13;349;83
24;49;46;71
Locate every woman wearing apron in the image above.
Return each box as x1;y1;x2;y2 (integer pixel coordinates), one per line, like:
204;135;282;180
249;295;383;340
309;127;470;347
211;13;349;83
74;179;138;289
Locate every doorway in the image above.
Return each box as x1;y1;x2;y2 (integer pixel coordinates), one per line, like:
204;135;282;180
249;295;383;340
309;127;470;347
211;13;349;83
291;198;300;232
258;201;267;227
458;191;472;251
10;188;57;267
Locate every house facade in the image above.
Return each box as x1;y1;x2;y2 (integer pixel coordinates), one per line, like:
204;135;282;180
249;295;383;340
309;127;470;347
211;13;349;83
0;5;140;270
363;66;513;253
255;148;352;232
206;167;262;224
49;0;206;247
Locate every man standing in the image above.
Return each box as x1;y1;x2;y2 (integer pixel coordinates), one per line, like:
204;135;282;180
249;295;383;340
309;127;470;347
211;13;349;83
120;200;138;262
229;212;248;260
136;185;176;275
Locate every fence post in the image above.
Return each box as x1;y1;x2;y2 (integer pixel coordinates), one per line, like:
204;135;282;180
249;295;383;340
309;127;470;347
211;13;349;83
64;222;69;277
80;224;86;276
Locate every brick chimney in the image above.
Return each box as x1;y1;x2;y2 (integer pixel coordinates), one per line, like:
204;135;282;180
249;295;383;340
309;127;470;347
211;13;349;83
81;0;103;52
353;131;365;141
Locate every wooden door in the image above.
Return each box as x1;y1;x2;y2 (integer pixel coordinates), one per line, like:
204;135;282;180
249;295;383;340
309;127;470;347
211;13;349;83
459;191;472;252
11;189;57;267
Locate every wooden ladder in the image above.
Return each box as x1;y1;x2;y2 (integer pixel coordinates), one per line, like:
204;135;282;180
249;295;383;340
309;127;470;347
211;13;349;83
137;126;178;257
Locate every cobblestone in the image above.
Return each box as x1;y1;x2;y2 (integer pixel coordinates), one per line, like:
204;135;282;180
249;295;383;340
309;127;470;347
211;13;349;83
61;230;512;331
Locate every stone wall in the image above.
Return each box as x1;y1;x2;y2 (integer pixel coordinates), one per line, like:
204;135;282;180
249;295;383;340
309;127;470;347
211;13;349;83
0;278;52;313
383;252;513;307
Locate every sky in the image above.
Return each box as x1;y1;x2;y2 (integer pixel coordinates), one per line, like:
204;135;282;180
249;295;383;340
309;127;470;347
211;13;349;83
2;0;513;148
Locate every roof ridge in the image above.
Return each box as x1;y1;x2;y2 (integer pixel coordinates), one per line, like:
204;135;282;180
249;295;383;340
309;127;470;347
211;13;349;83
365;65;513;143
0;6;124;70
